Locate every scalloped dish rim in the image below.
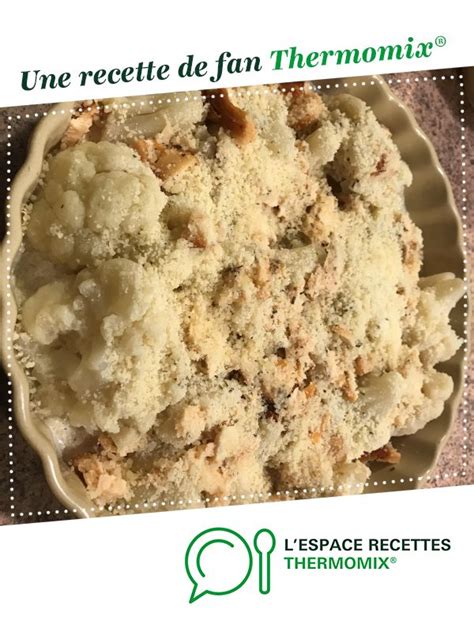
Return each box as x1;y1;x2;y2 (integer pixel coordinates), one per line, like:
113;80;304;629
0;75;468;518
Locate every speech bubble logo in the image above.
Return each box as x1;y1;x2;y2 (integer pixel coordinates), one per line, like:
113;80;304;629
185;527;253;603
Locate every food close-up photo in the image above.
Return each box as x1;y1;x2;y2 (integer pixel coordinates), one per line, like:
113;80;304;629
0;71;470;521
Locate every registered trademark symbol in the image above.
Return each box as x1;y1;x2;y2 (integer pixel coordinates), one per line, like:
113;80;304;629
390;557;397;564
435;35;447;47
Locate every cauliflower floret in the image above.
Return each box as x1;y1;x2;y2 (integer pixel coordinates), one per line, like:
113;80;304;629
22;277;79;344
22;258;191;448
392;368;454;437
414;273;465;365
325;96;412;208
306;111;350;168
27;141;167;270
102;92;204;142
333;460;371;493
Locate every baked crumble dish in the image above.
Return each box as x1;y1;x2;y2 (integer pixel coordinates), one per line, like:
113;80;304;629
11;84;464;509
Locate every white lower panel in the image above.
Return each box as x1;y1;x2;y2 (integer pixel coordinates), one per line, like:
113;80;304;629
0;485;472;631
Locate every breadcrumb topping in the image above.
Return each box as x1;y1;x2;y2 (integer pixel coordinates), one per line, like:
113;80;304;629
13;85;463;509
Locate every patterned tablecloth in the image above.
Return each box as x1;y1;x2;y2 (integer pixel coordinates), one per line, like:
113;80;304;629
0;68;472;525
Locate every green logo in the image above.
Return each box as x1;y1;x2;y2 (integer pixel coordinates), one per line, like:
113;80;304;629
185;527;276;603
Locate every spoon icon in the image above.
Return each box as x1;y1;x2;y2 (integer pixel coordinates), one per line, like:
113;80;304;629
253;528;276;594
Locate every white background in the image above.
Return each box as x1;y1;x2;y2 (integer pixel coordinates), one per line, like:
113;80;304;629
0;486;473;631
0;1;473;105
1;1;472;629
